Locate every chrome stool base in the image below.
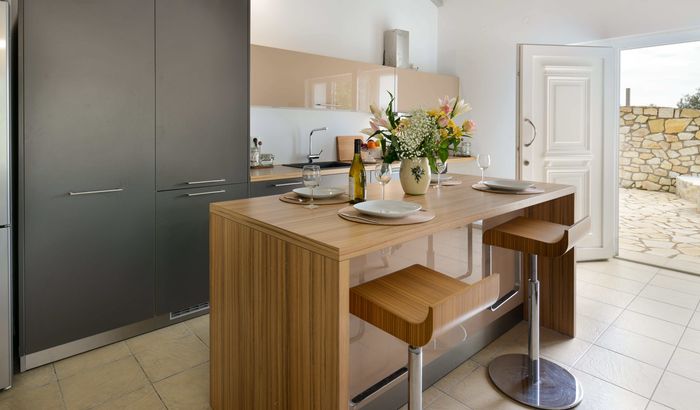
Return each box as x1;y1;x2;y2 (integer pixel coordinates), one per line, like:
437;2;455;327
489;354;583;410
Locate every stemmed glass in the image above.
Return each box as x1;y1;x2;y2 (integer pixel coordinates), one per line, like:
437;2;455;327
376;162;393;200
477;154;491;184
302;165;321;209
435;159;447;188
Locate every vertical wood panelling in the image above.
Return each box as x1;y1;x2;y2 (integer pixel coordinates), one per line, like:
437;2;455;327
524;193;576;337
210;212;348;409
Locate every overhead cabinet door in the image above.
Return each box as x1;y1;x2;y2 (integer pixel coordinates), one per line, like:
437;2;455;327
22;0;156;354
156;0;249;190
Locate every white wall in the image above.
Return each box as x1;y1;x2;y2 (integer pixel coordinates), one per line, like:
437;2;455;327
251;0;439;165
438;0;700;178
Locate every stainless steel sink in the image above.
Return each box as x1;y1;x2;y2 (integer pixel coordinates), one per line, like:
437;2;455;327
283;161;350;169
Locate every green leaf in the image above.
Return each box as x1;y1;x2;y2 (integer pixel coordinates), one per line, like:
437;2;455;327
438;147;449;163
428;156;438;173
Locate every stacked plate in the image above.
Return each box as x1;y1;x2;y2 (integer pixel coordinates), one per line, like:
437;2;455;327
482;179;534;192
353;200;422;219
293;187;345;199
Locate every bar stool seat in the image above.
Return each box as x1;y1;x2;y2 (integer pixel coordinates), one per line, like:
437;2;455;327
483;216;590;410
351;264;499;410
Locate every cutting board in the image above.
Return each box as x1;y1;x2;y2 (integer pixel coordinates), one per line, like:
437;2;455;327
336;136;365;162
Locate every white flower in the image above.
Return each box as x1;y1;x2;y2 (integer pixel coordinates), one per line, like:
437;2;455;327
395;110;439;159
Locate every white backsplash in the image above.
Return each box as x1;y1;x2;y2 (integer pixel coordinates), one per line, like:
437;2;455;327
250;106;371;165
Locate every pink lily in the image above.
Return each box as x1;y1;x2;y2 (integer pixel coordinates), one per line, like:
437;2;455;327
439;95;453;115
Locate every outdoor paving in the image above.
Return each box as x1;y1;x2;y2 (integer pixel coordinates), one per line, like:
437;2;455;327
619;187;700;275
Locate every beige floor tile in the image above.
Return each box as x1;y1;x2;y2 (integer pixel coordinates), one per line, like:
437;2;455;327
185;314;210;347
433;359;479;393
652;371;700;410
679;328;700;353
92;384;165;410
54;342;131;380
578;259;657;283
446;366;528;410
613;310;685;345
626;296;694;326
539;328;591;367
646;401;673;410
595;326;675;369
689;312;700;330
127;323;209;382
639;284;700;309
656;268;700;283
577;268;646;295
472;336;527;366
427;392;471;410
398;386;445;410
575;314;610;343
577;296;624;324
10;364;56;389
153;362;209;410
59;356;149;410
650;274;700;296
570;369;648;410
667;348;700;383
577;281;635;308
574;346;663;398
0;381;64;410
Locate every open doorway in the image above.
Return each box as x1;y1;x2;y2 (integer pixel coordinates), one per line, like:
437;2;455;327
617;41;700;275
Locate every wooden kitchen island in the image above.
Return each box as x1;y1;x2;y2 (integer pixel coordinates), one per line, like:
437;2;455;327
209;174;577;410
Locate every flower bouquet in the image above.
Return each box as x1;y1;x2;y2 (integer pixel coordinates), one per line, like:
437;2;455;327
362;93;475;194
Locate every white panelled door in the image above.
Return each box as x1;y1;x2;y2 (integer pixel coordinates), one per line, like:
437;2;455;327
519;45;616;261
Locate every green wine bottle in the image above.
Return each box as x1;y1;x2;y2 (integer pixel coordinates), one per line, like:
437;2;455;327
348;140;366;203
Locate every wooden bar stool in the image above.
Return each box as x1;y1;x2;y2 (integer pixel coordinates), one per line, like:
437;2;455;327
483;216;590;410
350;264;500;410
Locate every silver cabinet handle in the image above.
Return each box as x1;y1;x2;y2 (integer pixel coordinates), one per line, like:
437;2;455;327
186;179;226;185
524;118;537;148
273;182;303;187
69;188;124;196
186;189;226;197
315;103;343;107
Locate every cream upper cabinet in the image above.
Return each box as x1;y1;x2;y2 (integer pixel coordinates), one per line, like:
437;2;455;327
395;68;460;113
251;45;395;112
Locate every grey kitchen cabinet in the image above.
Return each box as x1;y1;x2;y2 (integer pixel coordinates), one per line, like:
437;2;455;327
155;0;249;190
21;0;156;354
250;172;347;198
156;183;247;315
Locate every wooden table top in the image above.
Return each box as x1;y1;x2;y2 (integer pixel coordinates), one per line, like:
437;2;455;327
211;174;575;260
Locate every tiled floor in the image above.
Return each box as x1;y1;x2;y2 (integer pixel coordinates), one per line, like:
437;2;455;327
619;187;700;274
2;259;700;409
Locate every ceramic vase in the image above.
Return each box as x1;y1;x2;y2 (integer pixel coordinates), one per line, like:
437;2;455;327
399;157;431;195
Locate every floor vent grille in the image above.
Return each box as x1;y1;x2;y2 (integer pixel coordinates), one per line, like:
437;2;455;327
170;302;209;320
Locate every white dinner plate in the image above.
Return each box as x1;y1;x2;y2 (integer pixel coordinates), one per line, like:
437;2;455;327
353;200;422;219
430;174;453;183
482;179;534;192
293;187;345;199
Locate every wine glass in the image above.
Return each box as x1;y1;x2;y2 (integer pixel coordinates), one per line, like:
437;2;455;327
302;165;321;209
435;159;447;188
375;162;393;200
477;154;491;184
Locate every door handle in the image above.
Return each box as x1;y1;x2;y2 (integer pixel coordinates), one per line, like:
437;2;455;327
69;188;124;196
186;190;226;197
273;182;303;187
186;179;226;185
523;118;536;148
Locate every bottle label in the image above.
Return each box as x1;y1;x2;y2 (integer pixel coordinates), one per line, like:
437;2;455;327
348;177;355;201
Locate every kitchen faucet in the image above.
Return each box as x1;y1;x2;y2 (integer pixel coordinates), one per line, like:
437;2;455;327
307;127;327;163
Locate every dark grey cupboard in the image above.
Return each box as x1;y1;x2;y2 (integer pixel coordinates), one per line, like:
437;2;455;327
155;0;249;190
155;183;247;315
21;0;156;355
19;0;250;366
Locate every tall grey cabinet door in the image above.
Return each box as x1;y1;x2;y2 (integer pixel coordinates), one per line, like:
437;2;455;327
22;0;155;354
155;183;247;315
155;0;250;190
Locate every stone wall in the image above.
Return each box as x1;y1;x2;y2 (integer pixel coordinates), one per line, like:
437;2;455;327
619;106;700;192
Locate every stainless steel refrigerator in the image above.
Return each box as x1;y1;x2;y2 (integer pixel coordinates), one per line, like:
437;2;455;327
0;0;11;391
